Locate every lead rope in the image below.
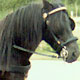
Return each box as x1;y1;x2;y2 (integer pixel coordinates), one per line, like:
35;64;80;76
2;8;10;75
13;45;61;58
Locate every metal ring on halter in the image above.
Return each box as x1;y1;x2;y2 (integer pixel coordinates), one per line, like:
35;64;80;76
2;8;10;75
60;46;68;60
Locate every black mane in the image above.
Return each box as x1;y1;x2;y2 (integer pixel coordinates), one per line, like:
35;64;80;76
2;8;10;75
0;3;44;66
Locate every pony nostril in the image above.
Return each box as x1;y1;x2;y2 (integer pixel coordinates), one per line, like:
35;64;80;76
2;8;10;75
72;52;76;57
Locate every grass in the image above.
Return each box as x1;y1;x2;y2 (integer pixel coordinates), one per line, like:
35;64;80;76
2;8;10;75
0;11;11;19
31;41;59;60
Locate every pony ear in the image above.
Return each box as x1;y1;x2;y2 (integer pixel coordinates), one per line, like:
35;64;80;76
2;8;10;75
69;17;75;31
42;0;53;10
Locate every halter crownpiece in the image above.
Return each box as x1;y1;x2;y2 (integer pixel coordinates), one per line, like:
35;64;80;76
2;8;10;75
43;7;67;19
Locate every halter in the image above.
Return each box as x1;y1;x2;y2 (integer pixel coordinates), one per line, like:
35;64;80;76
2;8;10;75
43;6;78;48
42;6;78;57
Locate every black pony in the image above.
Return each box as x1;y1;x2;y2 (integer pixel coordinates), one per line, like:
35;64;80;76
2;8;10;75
0;0;79;80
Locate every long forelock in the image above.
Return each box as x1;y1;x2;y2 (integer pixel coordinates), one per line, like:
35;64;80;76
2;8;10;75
53;3;71;33
50;10;69;35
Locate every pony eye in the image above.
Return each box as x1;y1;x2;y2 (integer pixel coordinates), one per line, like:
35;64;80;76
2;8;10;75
46;20;50;25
